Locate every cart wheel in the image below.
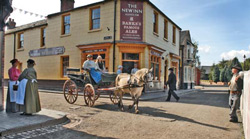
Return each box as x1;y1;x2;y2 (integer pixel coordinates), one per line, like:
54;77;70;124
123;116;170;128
95;92;100;101
84;84;95;107
110;91;119;105
63;80;78;104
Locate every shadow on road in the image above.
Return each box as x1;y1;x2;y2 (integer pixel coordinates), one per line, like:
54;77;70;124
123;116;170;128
94;103;229;131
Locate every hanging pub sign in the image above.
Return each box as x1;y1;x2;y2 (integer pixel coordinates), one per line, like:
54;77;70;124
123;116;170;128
29;46;65;57
120;0;143;42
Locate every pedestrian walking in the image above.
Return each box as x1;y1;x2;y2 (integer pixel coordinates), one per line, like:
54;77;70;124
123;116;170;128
165;68;180;102
228;65;243;122
6;59;21;113
17;59;41;115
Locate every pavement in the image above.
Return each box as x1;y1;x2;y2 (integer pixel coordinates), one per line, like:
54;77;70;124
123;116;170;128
0;86;201;137
0;109;68;137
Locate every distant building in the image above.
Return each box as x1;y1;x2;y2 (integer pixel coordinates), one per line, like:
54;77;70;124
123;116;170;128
4;0;181;91
179;30;195;89
201;66;212;80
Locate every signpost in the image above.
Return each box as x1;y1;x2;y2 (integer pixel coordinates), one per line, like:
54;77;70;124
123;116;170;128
0;0;13;111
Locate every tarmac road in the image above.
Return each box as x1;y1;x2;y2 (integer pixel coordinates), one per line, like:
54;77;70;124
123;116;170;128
3;85;243;139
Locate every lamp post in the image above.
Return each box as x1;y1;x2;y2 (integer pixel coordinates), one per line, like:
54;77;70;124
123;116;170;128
0;0;13;111
243;54;246;71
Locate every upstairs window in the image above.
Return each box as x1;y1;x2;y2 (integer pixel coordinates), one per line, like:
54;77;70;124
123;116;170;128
18;33;24;49
62;14;70;35
41;27;46;47
164;20;168;39
172;26;176;44
90;7;100;30
153;11;158;34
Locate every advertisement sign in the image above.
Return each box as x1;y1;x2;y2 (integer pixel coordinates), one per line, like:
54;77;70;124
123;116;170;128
120;0;143;42
29;46;65;57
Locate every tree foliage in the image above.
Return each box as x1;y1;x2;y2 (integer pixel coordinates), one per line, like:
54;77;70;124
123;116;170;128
212;65;220;83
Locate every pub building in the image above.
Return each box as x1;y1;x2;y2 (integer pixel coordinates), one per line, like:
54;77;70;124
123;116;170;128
4;0;181;91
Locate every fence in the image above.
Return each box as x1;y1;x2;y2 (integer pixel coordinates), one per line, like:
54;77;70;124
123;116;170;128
240;71;250;139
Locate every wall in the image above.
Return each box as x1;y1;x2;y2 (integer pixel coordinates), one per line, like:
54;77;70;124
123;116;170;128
240;71;250;139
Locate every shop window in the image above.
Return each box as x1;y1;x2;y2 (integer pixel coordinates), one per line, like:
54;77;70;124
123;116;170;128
90;7;100;30
122;53;139;74
62;14;70;35
18;33;24;49
173;26;176;44
61;56;69;77
164;19;168;39
41;27;46;47
153;11;158;34
151;55;160;80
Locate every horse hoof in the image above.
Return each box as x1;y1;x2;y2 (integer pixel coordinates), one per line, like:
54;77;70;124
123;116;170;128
135;110;139;114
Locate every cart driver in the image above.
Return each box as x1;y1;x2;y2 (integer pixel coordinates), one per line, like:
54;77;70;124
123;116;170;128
82;54;96;71
82;54;102;84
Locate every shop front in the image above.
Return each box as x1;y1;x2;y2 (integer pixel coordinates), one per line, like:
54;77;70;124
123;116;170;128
77;43;112;71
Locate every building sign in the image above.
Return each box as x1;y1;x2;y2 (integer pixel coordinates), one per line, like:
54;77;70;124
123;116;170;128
151;50;161;57
82;49;106;53
29;46;65;57
120;0;143;42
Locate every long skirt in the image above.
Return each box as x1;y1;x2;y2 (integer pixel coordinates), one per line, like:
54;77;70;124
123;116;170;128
20;81;41;114
6;86;20;113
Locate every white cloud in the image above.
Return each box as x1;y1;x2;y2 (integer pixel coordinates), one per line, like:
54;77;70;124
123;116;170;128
198;45;211;53
220;46;250;62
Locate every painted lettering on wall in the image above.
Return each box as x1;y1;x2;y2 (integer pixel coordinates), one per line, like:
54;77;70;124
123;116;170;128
29;46;65;57
120;0;143;42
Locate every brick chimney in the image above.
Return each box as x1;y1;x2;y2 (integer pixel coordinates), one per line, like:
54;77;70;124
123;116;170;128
7;18;16;29
61;0;75;12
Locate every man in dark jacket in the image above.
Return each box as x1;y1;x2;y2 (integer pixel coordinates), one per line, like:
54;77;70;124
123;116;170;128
165;68;180;102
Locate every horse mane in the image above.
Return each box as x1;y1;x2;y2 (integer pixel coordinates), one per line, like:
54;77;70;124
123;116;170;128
134;68;148;79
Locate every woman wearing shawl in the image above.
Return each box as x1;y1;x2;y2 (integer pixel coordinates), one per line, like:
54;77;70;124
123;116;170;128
6;59;20;113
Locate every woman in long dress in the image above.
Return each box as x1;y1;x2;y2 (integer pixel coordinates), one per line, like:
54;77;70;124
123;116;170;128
6;59;20;113
18;59;41;115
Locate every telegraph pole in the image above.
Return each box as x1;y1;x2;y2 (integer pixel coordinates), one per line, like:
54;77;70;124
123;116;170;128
0;0;13;111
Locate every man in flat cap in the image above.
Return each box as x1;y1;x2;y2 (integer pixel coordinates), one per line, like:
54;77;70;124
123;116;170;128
82;54;96;71
165;68;180;102
82;54;102;84
228;65;243;122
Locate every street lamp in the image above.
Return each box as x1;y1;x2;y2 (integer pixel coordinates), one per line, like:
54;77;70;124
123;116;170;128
243;54;246;71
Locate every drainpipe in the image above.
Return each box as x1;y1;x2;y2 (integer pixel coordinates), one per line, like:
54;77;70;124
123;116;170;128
13;32;15;58
112;0;117;72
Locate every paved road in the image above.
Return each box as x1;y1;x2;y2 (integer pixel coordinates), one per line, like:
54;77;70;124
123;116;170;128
3;86;243;139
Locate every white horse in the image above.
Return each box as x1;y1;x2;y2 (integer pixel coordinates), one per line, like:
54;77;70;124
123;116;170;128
115;68;154;114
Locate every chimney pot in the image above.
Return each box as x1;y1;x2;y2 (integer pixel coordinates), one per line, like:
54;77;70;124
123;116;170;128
61;0;75;12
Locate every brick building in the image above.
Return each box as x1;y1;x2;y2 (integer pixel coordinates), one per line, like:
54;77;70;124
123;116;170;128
4;0;181;91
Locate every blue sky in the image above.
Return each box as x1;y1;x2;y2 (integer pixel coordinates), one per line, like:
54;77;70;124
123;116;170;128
8;0;250;66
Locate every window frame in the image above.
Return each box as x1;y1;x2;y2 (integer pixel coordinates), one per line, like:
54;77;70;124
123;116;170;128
172;26;176;44
90;6;101;30
122;53;140;74
61;13;71;35
17;32;24;49
164;19;168;39
153;11;158;34
40;27;46;47
61;56;69;78
150;55;161;81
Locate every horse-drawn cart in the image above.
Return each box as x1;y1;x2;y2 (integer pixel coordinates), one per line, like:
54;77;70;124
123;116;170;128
63;68;119;106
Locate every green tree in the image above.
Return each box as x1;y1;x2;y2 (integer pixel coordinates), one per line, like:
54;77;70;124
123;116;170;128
220;66;226;82
243;58;250;70
192;40;201;67
212;65;220;83
230;57;242;71
218;58;229;69
224;66;232;82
